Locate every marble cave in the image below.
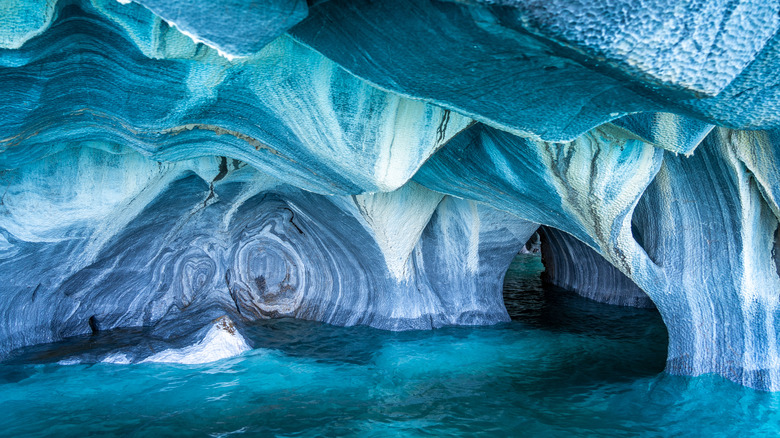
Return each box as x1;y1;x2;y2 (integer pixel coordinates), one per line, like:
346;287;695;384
2;0;780;435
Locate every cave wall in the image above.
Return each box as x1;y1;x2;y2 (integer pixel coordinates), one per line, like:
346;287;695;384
415;123;780;390
0;143;537;359
1;0;780;390
538;226;654;309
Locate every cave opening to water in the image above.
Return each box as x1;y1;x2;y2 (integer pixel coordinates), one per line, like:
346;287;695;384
501;229;670;382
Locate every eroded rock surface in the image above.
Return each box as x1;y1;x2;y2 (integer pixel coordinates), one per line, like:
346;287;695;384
2;0;780;390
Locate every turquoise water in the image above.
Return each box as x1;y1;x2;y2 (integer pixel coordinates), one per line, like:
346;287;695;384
2;254;780;436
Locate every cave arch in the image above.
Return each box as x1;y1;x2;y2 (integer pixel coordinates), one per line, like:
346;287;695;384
538;226;655;309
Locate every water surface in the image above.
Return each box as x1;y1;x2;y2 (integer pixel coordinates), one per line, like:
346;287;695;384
2;254;778;436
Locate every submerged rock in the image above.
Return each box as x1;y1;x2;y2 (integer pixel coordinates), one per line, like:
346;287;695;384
141;316;251;365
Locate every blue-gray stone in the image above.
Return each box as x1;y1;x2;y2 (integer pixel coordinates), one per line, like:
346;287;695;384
538;226;654;309
1;0;780;392
291;0;780;140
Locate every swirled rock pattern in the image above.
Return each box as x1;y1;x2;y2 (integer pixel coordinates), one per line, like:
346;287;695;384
2;0;780;391
0;0;471;194
0;144;537;360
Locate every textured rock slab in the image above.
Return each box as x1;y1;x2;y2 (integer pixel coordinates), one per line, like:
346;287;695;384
611;113;714;155
471;0;780;96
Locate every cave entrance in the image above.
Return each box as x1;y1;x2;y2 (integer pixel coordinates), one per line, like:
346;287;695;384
501;227;669;378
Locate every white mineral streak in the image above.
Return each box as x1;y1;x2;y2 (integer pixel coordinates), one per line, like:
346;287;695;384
0;146;219;269
1;146;177;243
535;125;661;277
728;130;780;218
353;183;443;280
721;129;780;383
114;0;243;60
372;100;471;191
467;201;480;274
162;19;241;61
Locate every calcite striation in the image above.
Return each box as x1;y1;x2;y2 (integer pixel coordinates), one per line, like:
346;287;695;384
1;0;780;390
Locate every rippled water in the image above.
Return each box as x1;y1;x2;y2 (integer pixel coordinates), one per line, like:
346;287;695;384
2;254;780;436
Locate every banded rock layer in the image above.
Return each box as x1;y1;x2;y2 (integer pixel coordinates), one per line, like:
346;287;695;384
0;144;537;361
1;0;780;390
